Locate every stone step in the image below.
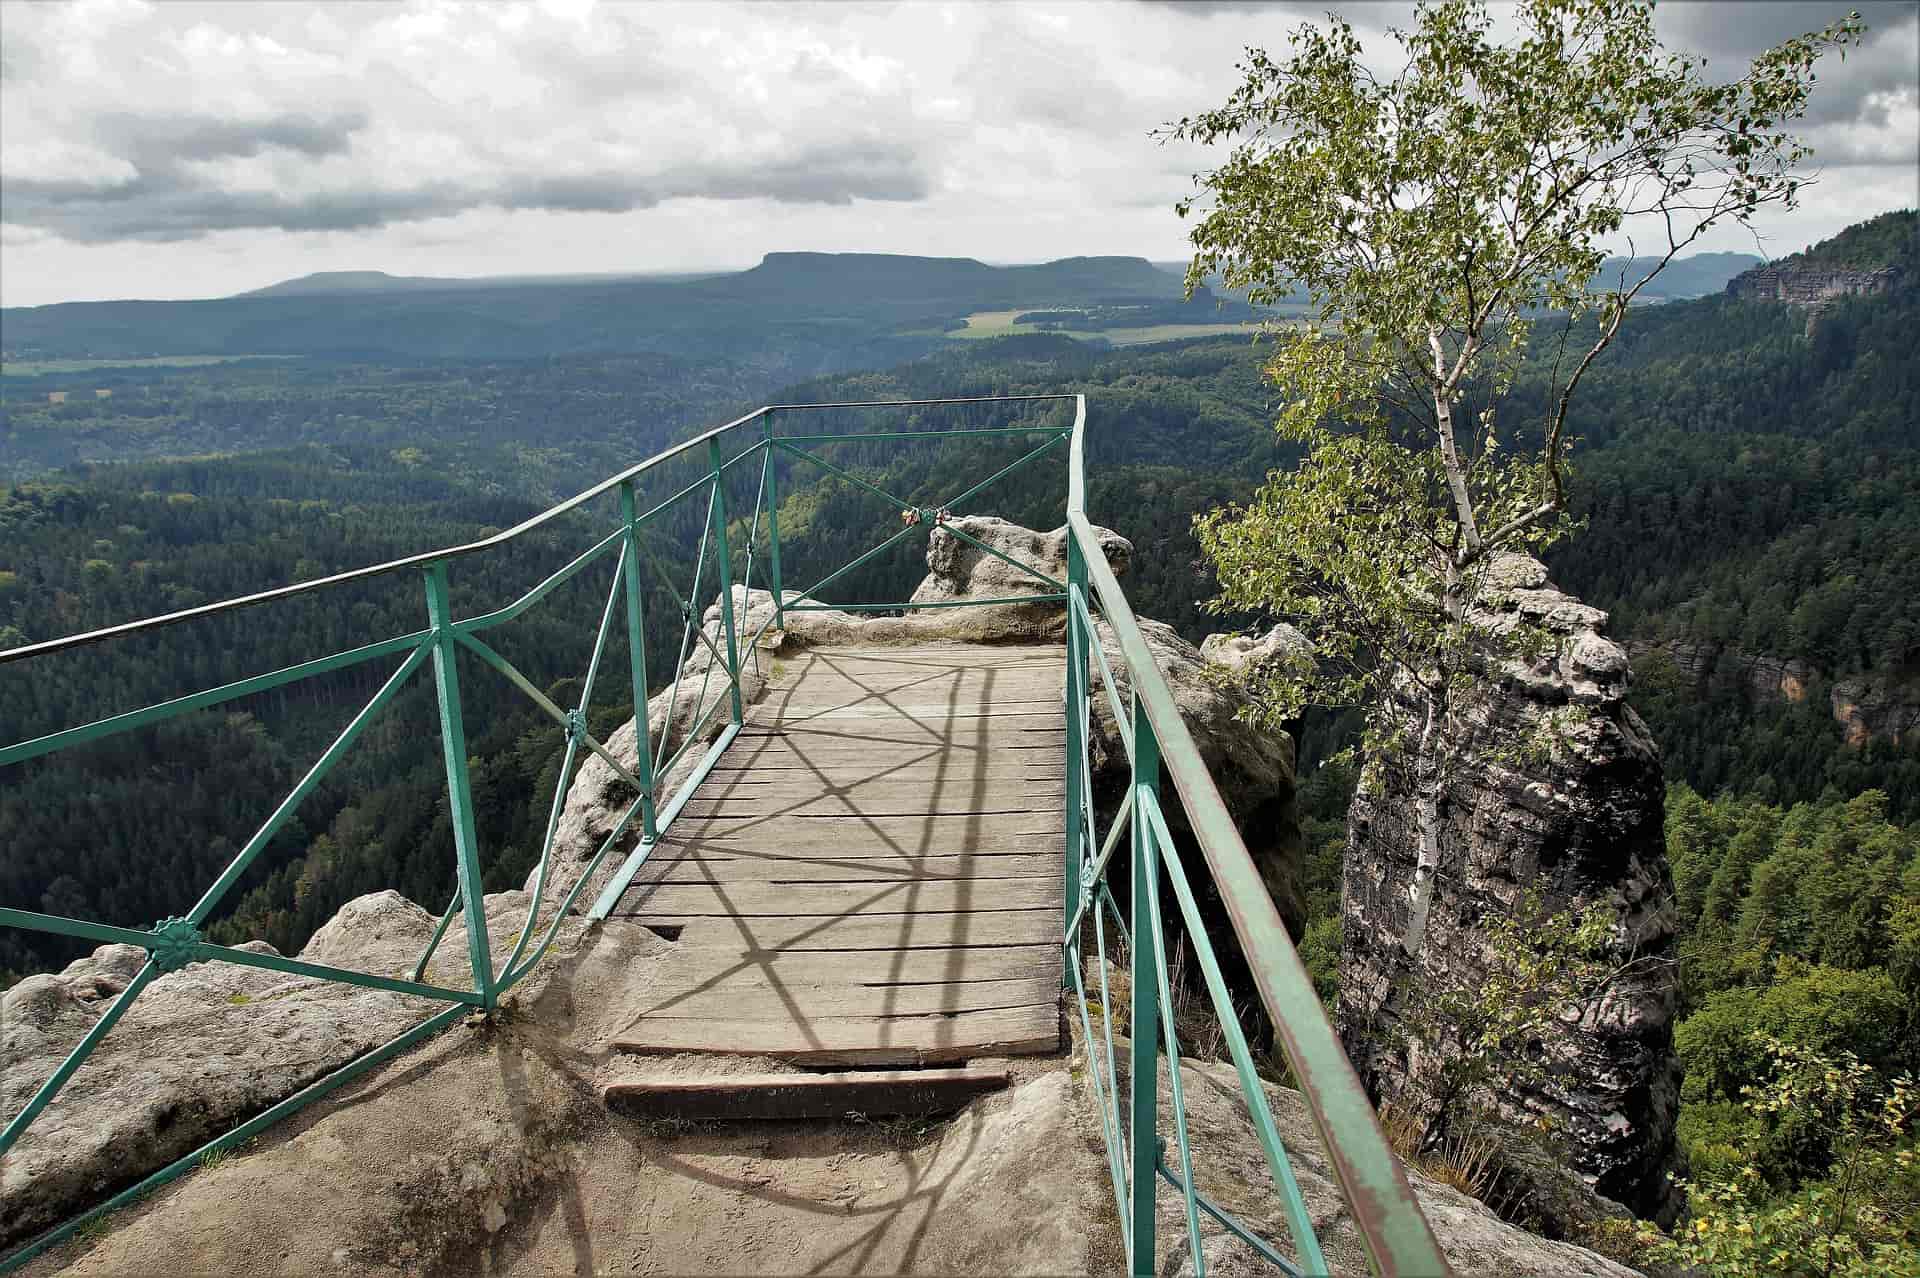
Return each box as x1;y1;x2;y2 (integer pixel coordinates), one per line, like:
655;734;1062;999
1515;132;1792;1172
602;1066;1011;1121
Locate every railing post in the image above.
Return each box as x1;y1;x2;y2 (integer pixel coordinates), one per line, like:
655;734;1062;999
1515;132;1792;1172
1063;537;1087;989
619;480;660;842
764;410;785;632
422;560;495;1010
1129;688;1160;1276
707;438;747;726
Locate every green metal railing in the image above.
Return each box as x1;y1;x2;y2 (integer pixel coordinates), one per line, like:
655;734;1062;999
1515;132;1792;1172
0;394;1444;1275
1061;405;1449;1276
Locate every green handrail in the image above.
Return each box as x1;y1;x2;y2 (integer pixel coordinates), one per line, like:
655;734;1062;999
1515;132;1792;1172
1;392;1443;1277
1064;398;1450;1276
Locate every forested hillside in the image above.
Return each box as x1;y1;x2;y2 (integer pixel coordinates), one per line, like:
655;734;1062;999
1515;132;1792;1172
1545;236;1920;815
1660;786;1919;1245
0;346;1282;981
0;352;781;482
4;224;1917;983
764;260;1920;818
0;451;707;979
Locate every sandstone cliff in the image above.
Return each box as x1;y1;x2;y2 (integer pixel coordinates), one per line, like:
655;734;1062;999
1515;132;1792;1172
1337;555;1681;1226
1725;261;1901;308
1633;637;1920;748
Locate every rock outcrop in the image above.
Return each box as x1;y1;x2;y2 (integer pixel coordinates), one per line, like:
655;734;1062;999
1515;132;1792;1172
1084;614;1305;926
1726;261;1901;309
1725;260;1903;335
2;522;1660;1272
18;961;1640;1278
1337;555;1680;1225
1633;638;1920;748
1198;622;1311;679
0;889;577;1250
912;514;1129;639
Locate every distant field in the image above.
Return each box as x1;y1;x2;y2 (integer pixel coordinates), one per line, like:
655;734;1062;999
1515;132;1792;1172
1097;323;1263;346
1;354;299;376
951;310;1268;346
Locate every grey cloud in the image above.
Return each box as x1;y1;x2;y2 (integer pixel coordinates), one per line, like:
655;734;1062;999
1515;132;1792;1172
0;36;38;84
512;25;679;104
1656;2;1916;132
1;175;471;243
496;147;928;217
1154;0;1914;153
4;141;929;243
1654;1;1909;65
1138;1;1398;24
92;111;369;163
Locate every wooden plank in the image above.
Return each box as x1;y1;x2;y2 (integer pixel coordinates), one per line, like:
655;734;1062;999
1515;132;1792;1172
675;792;1063;820
617;910;1059;951
791;640;1067;660
756;665;1060;688
664;813;1065;847
597;642;1076;1068
703;760;1063;780
756;674;1057;694
737;715;1062;739
762;662;1058;682
616;878;1060;918
631;852;1060;883
683;778;1064;804
759;666;1060;687
747;706;1061;725
643;945;1059;987
611;1003;1061;1066
715;741;1062;767
602;1067;1011;1120
645;832;1067;859
755;675;1055;698
743;715;1064;733
724;732;1062;752
633;975;1060;1020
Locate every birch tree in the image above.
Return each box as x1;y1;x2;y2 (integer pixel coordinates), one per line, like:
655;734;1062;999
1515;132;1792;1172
1172;0;1859;946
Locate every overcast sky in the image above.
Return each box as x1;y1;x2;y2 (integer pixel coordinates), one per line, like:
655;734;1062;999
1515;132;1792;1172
1;0;1914;308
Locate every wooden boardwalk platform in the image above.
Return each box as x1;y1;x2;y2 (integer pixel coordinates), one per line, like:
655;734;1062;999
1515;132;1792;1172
606;643;1066;1066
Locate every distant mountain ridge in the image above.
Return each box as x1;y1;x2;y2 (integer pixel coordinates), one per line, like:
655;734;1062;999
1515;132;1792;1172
238;268;724;297
3;245;1778;363
240;254;1185;306
241;271;465;297
2;253;1197;363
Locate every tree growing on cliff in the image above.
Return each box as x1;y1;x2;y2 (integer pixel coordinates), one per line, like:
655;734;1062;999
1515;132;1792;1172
1172;0;1860;946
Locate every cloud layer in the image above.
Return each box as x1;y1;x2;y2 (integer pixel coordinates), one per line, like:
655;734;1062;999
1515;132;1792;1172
1;0;1912;306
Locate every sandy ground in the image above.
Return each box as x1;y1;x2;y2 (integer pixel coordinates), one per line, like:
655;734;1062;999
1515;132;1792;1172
24;918;1119;1277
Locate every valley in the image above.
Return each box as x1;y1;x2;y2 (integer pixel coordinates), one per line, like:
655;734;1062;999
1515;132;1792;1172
2;214;1915;1270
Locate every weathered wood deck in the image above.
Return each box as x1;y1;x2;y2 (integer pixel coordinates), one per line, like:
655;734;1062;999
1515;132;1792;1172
606;643;1066;1066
